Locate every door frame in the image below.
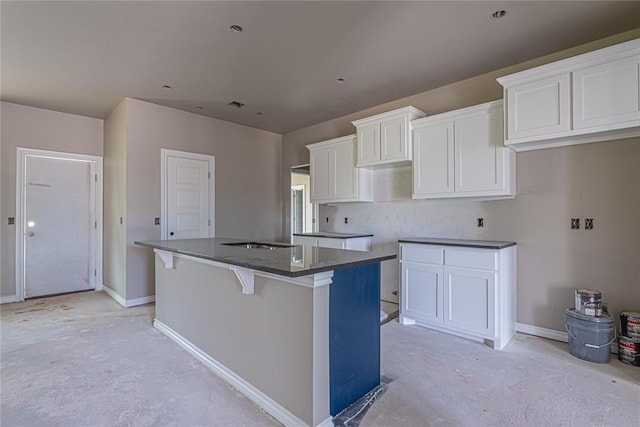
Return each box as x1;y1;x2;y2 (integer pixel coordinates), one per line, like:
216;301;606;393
160;149;215;240
290;184;306;237
15;148;103;301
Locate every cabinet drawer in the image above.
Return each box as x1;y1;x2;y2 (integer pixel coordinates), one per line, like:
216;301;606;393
444;248;497;270
400;244;443;264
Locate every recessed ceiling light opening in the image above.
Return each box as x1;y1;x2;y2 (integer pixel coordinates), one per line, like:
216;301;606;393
162;85;172;89
195;106;204;110
491;10;506;19
336;78;346;83
256;112;263;115
229;25;243;33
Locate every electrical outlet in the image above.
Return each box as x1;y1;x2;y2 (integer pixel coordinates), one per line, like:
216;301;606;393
585;218;594;230
7;217;15;225
344;217;348;224
154;217;160;225
571;218;580;230
477;218;484;228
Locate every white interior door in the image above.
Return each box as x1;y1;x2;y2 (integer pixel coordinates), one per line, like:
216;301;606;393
23;155;96;298
166;155;211;239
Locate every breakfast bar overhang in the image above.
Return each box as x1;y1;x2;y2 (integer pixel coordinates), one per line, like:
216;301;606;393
135;238;395;427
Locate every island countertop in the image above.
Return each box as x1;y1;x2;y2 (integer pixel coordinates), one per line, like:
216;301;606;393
135;237;395;277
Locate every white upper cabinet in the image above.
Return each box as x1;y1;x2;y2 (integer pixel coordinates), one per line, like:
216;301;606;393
352;106;426;167
505;74;571;140
412;100;515;200
572;55;640;130
307;135;373;204
498;38;640;151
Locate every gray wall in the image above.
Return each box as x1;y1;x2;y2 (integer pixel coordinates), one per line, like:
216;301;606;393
281;29;640;332
105;98;283;301
0;102;103;299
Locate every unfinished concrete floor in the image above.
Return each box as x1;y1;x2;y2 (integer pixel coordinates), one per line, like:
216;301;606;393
2;291;639;426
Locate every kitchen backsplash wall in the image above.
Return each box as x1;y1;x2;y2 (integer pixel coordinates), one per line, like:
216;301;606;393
320;139;639;333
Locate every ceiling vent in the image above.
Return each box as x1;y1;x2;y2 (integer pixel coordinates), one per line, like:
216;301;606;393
227;101;245;109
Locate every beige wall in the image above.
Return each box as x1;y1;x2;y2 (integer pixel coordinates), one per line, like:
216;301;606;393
107;98;283;301
0;102;103;299
155;255;324;425
103;100;128;298
281;29;640;332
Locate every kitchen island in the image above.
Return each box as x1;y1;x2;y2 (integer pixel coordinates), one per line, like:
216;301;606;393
135;238;395;427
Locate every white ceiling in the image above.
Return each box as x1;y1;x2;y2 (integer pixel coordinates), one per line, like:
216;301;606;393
2;1;639;134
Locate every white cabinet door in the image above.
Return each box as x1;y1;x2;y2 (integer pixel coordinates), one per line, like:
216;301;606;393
443;268;496;337
332;139;358;200
354;106;425;167
309;147;331;202
454;111;504;194
413;122;454;196
401;261;443;324
573;55;640;130
356;122;379;166
308;135;373;204
380;116;408;162
412;100;513;199
506;74;571;140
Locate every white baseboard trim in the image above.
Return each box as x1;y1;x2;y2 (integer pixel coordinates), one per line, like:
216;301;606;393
516;322;621;354
101;285;126;307
0;295;22;304
125;295;155;307
101;285;155;308
153;319;314;427
317;416;334;427
517;323;568;343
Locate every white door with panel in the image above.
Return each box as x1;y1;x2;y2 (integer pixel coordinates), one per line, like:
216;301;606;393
23;155;97;298
166;156;211;240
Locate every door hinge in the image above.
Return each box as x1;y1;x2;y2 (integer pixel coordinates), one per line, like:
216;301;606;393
208;171;211;179
95;221;97;229
94;269;97;277
208;219;211;226
95;174;98;182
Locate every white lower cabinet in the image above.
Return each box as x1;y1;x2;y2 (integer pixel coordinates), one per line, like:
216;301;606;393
399;241;516;350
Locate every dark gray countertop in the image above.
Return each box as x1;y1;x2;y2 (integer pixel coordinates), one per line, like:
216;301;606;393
398;237;516;249
293;232;373;239
135;238;395;277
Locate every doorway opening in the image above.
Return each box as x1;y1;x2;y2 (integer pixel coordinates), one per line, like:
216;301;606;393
290;164;317;240
15;148;103;301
